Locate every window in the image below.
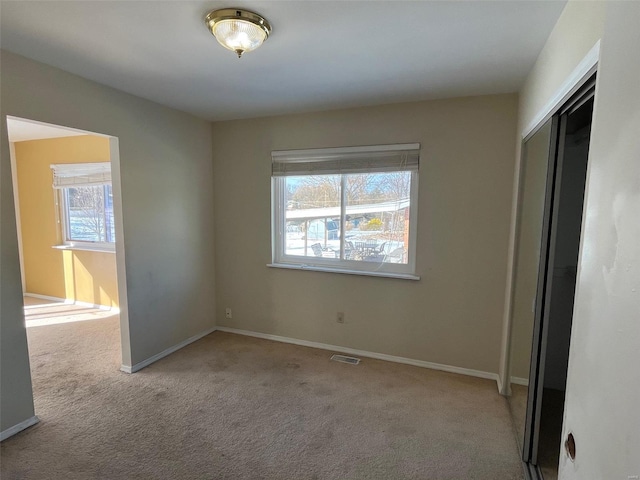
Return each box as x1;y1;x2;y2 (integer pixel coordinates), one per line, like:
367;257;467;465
271;144;419;278
51;163;115;250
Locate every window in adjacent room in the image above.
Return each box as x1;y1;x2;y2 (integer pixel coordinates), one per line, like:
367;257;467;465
271;143;419;279
51;163;115;250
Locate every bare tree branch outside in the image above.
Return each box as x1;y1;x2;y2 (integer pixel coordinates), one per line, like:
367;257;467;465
64;185;115;243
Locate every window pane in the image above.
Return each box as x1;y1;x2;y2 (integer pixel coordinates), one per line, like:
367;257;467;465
65;186;107;243
344;172;411;264
285;175;341;258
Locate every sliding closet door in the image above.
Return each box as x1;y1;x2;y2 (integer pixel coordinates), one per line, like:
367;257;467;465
508;117;557;456
523;113;565;465
525;80;596;469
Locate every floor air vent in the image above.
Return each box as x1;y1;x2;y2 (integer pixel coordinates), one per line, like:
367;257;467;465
331;354;361;365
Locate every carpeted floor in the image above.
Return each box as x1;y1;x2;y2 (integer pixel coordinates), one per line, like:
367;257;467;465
2;306;524;479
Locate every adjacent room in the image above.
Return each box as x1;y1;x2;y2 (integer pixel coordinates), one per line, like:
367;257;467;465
1;2;638;480
8;119;120;312
5;118;125;452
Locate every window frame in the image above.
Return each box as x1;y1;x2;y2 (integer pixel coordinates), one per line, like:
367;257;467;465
58;184;115;251
51;162;115;253
270;144;420;279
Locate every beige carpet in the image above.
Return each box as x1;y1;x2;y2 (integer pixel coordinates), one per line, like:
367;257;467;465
2;311;524;479
22;296;117;327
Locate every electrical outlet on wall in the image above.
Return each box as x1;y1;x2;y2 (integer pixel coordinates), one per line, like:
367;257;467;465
337;312;345;323
225;307;232;319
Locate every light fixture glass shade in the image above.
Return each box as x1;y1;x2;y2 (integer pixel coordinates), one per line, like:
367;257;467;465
212;19;267;56
205;9;272;58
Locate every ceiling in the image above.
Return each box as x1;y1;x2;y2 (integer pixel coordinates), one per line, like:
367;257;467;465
6;117;91;143
0;1;567;121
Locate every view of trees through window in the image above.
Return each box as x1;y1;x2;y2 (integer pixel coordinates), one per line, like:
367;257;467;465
284;172;411;264
64;185;115;244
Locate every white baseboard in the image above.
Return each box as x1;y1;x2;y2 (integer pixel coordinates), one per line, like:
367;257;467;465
121;327;216;374
24;293;118;312
510;376;529;386
74;299;118;312
0;416;39;442
496;376;504;395
215;326;500;385
24;293;68;304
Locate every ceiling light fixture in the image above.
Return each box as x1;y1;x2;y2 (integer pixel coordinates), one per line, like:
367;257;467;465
205;8;272;58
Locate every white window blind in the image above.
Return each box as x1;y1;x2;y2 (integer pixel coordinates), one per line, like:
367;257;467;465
50;163;111;188
272;143;420;177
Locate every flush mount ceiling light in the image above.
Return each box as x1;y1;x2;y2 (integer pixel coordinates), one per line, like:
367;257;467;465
205;8;272;58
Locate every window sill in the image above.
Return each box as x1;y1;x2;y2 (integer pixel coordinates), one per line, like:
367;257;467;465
267;263;420;281
52;245;115;254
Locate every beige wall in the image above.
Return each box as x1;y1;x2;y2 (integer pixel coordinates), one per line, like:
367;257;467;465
518;1;605;133
1;50;215;433
15;135;118;307
1;122;36;433
513;0;640;477
212;94;518;375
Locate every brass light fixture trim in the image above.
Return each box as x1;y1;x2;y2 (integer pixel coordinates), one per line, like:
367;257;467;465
205;8;272;58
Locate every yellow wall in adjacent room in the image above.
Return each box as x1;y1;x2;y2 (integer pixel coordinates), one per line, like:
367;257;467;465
15;135;118;307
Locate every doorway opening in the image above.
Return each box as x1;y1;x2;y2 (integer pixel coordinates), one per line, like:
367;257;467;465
507;76;595;480
7;116;130;422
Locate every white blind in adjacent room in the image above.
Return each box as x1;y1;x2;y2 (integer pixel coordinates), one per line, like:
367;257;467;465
50;163;111;188
271;143;420;177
